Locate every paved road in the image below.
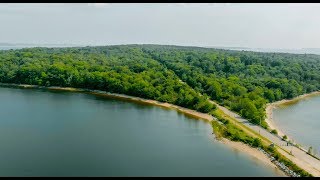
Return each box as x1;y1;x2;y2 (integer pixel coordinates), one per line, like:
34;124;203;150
211;101;320;176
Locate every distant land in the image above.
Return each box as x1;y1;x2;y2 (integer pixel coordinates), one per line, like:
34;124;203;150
0;42;80;47
2;43;320;55
206;46;320;55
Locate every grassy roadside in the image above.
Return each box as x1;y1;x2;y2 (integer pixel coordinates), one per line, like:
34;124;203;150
212;109;271;144
209;109;312;177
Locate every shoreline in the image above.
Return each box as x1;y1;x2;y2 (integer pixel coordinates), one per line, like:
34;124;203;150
0;83;288;176
219;139;287;176
0;83;214;122
265;91;320;144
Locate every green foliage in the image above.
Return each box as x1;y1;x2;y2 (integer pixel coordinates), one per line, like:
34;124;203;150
0;44;319;128
211;121;225;140
263;144;312;177
282;135;288;140
0;46;218;114
270;129;278;135
211;109;311;177
267;144;276;153
308;146;313;155
0;45;315;177
142;45;320;127
252;138;262;148
211;110;255;145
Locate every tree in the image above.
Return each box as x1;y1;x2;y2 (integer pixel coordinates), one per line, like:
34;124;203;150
270;129;278;135
0;44;319;131
282;135;288;141
252;138;262;148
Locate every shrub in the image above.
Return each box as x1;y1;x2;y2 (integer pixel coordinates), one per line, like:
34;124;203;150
308;146;313;155
267;145;276;153
282;135;288;140
270;129;278;135
252;138;262;147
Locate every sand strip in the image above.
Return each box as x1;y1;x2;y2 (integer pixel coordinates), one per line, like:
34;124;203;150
218;138;286;176
265;91;320;141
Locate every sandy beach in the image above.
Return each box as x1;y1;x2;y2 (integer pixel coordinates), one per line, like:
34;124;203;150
219;139;286;176
265;103;286;138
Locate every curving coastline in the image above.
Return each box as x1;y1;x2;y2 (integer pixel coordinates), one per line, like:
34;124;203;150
0;82;287;176
265;91;320;141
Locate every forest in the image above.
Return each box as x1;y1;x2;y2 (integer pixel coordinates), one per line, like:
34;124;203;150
0;44;319;128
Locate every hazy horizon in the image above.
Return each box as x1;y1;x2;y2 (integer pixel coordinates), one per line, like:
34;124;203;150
2;42;320;53
2;42;320;50
1;3;320;49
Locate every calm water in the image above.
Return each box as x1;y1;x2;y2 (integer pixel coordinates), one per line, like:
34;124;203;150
0;46;26;50
273;95;320;155
0;87;283;176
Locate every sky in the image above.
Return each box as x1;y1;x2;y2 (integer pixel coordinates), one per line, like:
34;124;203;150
1;3;320;49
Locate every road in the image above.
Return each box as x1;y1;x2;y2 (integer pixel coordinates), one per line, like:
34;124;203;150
211;101;320;176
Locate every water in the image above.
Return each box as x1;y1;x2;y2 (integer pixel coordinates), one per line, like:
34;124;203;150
0;46;26;50
273;95;320;155
0;45;77;50
0;87;283;176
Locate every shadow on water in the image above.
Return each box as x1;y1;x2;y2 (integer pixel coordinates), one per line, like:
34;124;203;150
6;86;212;124
80;91;212;123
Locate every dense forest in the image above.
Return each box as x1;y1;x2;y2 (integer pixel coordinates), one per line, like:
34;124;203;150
0;45;319;127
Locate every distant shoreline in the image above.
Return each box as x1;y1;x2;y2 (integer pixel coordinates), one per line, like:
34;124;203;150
0;82;285;175
0;83;214;123
265;91;320;142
